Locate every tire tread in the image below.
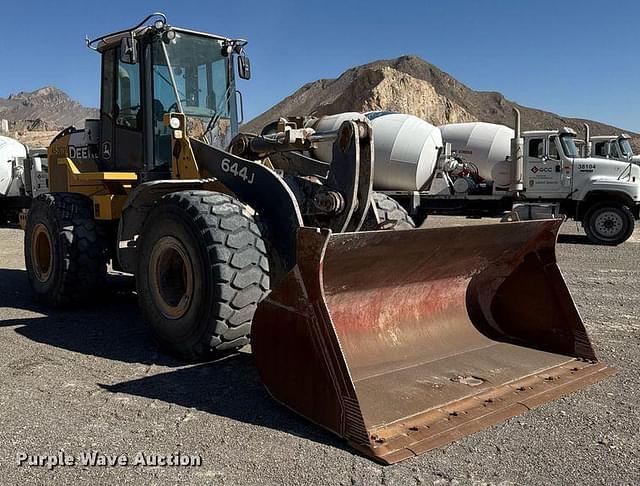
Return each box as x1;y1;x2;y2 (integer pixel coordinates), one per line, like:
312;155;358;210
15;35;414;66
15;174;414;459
26;193;107;306
140;190;269;360
363;192;415;230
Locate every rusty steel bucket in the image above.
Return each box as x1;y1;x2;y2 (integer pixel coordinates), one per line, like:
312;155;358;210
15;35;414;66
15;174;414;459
251;219;614;464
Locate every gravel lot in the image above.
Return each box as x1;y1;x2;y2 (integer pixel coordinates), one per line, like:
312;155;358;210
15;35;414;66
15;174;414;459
0;218;638;485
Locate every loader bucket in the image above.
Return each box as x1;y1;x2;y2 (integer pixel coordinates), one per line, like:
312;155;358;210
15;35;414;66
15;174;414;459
251;220;614;464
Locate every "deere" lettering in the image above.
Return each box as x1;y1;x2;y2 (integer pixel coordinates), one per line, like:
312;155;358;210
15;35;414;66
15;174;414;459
69;145;98;159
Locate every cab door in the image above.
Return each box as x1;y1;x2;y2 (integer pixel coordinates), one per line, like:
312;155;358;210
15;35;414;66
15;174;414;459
99;47;144;172
525;136;566;197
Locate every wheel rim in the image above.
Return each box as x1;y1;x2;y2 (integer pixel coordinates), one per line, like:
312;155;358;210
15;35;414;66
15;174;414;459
594;210;624;240
148;236;194;320
31;223;53;283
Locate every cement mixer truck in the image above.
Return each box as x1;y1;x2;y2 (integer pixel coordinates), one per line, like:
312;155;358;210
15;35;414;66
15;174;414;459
317;110;638;245
438;117;639;245
0;136;48;224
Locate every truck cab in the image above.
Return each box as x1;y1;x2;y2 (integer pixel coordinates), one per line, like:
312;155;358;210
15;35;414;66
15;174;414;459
522;128;577;198
590;134;640;164
523;128;640;244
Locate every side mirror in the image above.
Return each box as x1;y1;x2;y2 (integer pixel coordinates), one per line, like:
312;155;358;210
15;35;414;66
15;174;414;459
120;36;138;64
237;55;251;80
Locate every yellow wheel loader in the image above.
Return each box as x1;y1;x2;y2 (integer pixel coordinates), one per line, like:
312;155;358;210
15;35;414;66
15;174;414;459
24;13;613;464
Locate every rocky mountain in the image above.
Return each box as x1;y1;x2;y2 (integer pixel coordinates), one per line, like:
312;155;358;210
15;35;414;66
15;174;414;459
2;62;636;151
245;56;639;149
0;86;97;127
0;87;97;147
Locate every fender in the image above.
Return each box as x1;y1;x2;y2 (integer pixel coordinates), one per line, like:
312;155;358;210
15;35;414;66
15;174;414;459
191;138;305;281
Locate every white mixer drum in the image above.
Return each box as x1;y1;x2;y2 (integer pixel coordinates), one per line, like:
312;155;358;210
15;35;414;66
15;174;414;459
311;112;442;191
308;112;367;163
366;112;442;191
0;135;27;196
439;122;514;187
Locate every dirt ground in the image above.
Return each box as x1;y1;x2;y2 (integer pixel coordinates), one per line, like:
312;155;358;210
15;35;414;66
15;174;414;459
0;218;638;485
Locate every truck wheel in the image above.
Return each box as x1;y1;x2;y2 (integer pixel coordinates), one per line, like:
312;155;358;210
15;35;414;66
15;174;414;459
584;203;635;245
136;191;270;362
362;192;415;230
24;193;108;305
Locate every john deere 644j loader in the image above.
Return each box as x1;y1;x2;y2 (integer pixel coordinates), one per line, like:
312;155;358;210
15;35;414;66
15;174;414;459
24;14;613;464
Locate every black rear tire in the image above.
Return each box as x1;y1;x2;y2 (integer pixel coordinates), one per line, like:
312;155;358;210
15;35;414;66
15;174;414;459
24;193;108;306
136;190;270;362
362;192;415;230
584;203;635;246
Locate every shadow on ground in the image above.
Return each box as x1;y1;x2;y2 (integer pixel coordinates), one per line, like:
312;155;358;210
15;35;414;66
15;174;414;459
0;268;177;366
0;268;348;453
557;234;594;245
100;355;346;452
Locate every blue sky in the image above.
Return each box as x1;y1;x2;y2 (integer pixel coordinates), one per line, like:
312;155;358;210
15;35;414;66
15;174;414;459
1;0;638;130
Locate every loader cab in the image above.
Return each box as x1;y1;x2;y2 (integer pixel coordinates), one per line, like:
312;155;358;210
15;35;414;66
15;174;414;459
95;20;246;181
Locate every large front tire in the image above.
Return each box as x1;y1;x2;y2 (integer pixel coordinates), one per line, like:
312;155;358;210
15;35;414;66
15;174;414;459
584;203;635;246
24;193;108;305
136;191;270;362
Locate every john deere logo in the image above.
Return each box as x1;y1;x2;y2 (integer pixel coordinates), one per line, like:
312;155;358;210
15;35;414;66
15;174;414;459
102;141;112;160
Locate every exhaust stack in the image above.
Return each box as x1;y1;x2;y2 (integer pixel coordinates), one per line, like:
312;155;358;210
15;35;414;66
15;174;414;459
511;108;524;191
583;123;592;157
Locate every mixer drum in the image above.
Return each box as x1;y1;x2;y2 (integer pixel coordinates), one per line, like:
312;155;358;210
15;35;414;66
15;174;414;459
0;135;27;196
439;122;514;186
311;112;442;191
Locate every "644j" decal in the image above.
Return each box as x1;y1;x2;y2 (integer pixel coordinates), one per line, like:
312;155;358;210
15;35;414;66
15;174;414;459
221;158;255;184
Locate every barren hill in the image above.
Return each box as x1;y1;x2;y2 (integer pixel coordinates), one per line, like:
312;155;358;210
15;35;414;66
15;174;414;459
0;87;97;147
245;56;638;148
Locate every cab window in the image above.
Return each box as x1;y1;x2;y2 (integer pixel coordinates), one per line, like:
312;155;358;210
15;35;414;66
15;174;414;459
101;50;115;118
609;141;620;158
115;49;142;129
594;141;606;157
619;139;634;157
528;139;544;159
548;137;559;159
559;135;579;158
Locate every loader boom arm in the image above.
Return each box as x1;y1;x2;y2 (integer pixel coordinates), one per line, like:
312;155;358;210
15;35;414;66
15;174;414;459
118;116;374;282
117;139;304;281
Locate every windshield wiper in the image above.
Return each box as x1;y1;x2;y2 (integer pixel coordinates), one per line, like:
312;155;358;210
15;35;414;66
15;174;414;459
204;82;234;137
